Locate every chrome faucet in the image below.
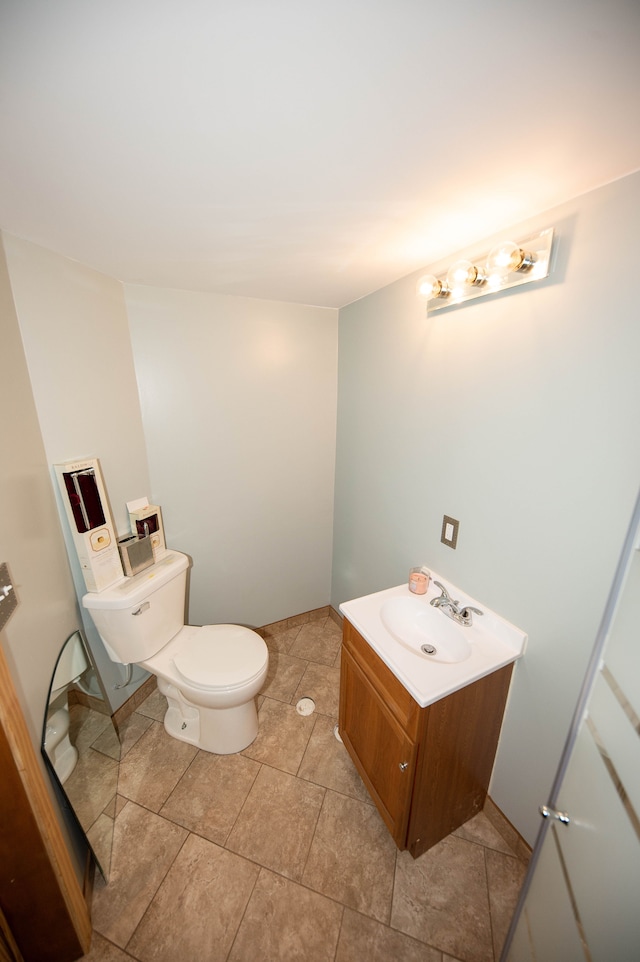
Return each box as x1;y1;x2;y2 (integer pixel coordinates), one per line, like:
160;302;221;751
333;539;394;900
430;581;459;612
430;581;483;626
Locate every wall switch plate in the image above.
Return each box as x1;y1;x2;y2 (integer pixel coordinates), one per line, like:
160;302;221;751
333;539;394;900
0;562;18;631
441;515;459;549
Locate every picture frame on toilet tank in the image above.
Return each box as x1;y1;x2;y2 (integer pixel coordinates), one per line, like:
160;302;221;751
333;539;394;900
54;457;124;593
128;503;167;559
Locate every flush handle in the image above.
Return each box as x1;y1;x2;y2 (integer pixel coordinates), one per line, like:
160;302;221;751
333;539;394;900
132;602;150;616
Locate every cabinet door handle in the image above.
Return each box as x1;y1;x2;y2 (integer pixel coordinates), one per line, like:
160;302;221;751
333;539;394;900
399;762;409;772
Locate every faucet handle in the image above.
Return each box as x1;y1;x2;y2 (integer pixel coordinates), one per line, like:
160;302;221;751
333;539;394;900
430;581;459;607
458;605;483;625
432;581;450;597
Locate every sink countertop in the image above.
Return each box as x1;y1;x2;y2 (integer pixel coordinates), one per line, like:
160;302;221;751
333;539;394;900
339;574;527;708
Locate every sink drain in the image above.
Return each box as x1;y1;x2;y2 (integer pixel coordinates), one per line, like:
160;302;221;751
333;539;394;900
421;644;437;656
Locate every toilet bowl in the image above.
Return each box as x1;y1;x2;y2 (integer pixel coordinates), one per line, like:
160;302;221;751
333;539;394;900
143;623;268;753
44;631;90;782
44;705;78;784
83;550;269;754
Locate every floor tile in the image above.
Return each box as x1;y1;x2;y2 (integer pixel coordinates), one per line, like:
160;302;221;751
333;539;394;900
126;833;259;962
226;764;325;880
91;801;188;947
289;618;342;666
117;720;198;812
486;848;527;960
90;723;123;762
228;868;343;962
392;837;493;962
136;687;169;721
89;609;523;962
335;908;442;962
262;623;301;653
454;811;517;856
298;713;372;804
70;704;114;755
87;812;116;879
160;749;260;845
81;931;136;961
260;649;308;703
107;710;154;759
64;747;119;831
242;697;315;773
303;790;397;923
293;661;341;717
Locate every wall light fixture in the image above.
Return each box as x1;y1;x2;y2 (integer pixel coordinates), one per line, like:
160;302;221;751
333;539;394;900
417;228;554;314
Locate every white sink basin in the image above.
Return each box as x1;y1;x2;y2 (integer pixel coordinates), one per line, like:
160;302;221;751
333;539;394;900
381;596;471;663
340;574;527;707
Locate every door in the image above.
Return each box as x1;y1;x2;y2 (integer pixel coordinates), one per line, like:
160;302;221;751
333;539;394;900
0;641;91;961
502;489;640;961
339;644;416;845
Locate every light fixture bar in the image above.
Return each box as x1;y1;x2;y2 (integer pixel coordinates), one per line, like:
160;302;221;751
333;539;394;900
417;227;555;314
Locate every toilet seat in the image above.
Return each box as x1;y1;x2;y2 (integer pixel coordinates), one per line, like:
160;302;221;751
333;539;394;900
172;624;268;691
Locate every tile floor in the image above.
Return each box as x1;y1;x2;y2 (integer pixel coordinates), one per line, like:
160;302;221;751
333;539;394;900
80;614;528;962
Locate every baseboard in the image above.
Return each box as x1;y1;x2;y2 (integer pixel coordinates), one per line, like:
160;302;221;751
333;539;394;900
68;688;110;715
483;795;532;862
112;674;158;731
328;606;342;627
259;605;333;636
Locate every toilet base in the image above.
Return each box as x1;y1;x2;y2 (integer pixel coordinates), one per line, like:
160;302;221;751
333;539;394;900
158;678;260;754
44;707;79;784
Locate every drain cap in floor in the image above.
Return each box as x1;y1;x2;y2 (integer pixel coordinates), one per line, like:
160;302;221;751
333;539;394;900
296;697;315;716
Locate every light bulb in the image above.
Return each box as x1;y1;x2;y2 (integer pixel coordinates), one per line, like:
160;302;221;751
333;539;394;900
446;259;483;293
416;274;448;299
486;241;536;277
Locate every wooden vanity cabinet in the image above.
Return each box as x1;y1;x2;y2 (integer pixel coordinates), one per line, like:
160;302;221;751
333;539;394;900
339;618;513;858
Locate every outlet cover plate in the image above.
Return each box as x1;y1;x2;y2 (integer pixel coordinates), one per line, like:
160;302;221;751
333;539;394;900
441;516;459;549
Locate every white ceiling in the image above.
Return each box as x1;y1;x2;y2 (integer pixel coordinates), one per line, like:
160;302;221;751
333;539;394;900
1;1;639;309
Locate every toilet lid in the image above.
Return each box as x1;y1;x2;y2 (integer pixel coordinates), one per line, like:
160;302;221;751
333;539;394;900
172;625;268;690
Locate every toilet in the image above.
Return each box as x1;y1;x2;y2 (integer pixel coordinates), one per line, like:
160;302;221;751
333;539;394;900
44;631;90;783
82;550;269;754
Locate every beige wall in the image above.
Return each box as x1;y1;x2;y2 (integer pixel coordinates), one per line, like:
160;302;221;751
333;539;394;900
2;232;338;678
3;234;153;709
125;285;338;628
332;171;640;844
0;238;79;743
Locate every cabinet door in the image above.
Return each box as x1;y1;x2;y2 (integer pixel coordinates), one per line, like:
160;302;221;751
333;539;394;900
340;645;416;846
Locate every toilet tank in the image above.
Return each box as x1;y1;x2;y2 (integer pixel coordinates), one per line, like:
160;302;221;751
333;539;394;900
83;549;190;664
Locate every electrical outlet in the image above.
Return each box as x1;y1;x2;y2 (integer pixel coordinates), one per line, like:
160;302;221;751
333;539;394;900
441;515;459;549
